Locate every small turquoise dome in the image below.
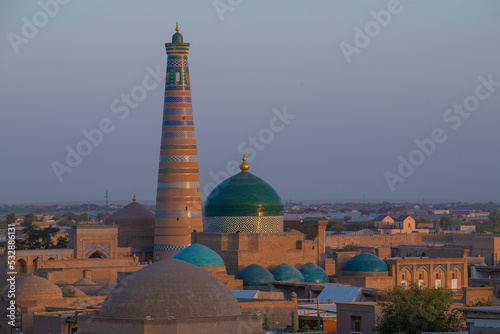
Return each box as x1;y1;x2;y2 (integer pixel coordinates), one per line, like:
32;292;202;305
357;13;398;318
236;264;275;287
172;32;183;43
172;22;183;43
300;263;329;283
343;253;388;272
271;264;305;282
172;244;224;267
205;172;283;217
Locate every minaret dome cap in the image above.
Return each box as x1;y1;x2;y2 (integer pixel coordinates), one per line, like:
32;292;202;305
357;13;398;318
172;21;183;43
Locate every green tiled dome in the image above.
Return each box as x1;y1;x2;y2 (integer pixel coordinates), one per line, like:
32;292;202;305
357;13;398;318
172;244;224;267
172;22;184;43
271;264;305;282
236;264;275;287
204;171;283;217
300;263;329;283
172;32;183;43
343;253;388;272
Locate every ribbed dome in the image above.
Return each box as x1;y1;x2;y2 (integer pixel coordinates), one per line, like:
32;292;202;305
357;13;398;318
271;264;305;282
236;264;275;287
101;258;241;319
300;263;329;283
14;275;63;301
172;244;225;267
205;172;283;217
105;201;155;226
343;253;388;272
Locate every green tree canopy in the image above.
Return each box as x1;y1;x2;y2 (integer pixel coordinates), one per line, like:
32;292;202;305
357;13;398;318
374;284;462;334
6;212;16;224
16;226;68;250
23;212;37;224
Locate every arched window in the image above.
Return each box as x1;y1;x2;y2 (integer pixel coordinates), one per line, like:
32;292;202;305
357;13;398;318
436;273;439;279
175;71;180;84
402;274;405;280
452;272;456;279
17;259;27;273
419;273;423;279
88;250;106;259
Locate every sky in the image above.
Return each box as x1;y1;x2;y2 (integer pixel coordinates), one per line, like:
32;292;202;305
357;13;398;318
1;0;500;204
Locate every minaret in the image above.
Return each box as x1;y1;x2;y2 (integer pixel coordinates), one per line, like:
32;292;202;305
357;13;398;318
153;23;203;261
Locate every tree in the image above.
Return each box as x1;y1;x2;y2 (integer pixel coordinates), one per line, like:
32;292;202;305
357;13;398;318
54;236;69;248
374;284;462;334
57;218;75;227
62;285;75;297
439;216;452;228
18;226;68;249
23;212;37;224
6;212;16;224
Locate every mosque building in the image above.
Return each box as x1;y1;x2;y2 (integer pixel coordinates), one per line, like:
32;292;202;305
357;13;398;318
2;23;483;334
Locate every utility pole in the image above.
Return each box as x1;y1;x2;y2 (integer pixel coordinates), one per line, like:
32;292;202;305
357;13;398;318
105;189;109;216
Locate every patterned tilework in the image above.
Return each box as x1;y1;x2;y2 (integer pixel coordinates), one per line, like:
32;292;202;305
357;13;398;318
157;182;200;189
154;33;202;261
154;244;190;252
164;96;192;103
163;108;193;116
155;210;203;218
163;120;194;126
161;131;196;139
159;156;197;162
167;59;189;67
204;216;284;233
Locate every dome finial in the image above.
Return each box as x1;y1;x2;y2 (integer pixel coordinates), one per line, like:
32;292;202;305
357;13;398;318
176;20;179;32
239;155;249;172
133;194;136;202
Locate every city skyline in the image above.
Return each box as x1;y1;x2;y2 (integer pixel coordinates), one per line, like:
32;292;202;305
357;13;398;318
1;1;500;204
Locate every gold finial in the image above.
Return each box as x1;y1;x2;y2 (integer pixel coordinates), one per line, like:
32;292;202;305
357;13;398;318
133;194;136;202
175;20;179;32
239;155;250;172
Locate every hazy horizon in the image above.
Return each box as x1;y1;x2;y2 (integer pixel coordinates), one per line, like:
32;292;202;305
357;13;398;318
2;1;500;205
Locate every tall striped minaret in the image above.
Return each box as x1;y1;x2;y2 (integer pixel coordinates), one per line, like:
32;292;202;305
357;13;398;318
153;23;203;261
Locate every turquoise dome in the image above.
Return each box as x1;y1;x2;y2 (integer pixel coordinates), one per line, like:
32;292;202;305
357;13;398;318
343;253;388;273
236;264;275;287
172;244;224;267
271;264;305;282
205;171;283;217
172;32;183;43
300;263;329;283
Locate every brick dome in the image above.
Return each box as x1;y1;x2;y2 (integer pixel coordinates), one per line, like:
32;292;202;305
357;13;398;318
10;275;63;301
101;258;241;319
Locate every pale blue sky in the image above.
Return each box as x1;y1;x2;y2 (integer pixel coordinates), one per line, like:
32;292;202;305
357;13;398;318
1;0;499;204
